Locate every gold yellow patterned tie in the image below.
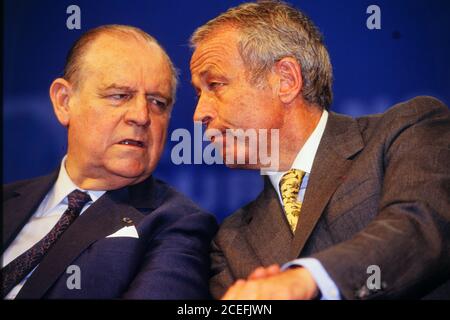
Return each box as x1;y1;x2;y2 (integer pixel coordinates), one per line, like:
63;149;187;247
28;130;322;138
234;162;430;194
279;169;306;233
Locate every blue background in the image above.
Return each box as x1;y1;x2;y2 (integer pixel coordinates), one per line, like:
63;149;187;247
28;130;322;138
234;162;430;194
4;0;450;222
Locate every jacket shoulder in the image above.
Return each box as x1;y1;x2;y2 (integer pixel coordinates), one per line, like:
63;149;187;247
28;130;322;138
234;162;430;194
357;96;448;124
3;174;51;199
354;96;449;138
385;96;447;119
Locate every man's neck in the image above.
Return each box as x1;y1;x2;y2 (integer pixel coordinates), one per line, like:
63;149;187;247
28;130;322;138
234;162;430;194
64;157;146;191
277;103;323;171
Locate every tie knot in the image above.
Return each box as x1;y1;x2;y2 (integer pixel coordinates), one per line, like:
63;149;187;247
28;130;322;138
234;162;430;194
67;189;91;212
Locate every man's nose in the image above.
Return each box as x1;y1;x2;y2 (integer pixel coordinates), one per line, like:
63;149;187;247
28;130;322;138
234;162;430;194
125;95;151;127
193;95;216;127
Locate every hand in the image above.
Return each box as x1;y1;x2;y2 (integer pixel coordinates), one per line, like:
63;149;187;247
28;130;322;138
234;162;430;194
247;264;281;280
222;266;319;300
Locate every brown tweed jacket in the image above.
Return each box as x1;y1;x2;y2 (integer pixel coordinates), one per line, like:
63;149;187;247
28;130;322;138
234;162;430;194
210;96;450;300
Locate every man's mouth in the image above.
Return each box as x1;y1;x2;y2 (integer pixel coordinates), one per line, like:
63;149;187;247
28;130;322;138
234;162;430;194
118;139;145;148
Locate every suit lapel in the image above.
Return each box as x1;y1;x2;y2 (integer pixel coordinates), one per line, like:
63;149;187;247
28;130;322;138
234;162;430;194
2;170;59;251
16;176;159;299
244;177;294;266
290;112;365;259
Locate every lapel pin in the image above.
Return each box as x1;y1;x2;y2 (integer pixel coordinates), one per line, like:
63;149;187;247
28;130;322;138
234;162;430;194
122;217;133;224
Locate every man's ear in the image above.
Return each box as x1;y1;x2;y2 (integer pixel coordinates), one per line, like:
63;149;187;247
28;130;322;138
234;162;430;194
49;78;73;127
273;57;303;104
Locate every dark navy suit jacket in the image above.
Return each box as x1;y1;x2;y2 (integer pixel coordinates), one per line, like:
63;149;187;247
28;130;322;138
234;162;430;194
2;170;218;299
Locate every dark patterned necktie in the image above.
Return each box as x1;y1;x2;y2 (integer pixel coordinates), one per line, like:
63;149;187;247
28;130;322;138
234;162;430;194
1;189;91;298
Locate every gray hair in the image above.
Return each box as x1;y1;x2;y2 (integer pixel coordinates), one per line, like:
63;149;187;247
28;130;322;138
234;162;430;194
190;1;333;110
63;24;179;105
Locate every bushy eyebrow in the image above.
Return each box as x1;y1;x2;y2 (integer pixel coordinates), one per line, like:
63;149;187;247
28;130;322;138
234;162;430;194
99;84;173;105
191;67;221;90
99;84;137;93
197;68;219;80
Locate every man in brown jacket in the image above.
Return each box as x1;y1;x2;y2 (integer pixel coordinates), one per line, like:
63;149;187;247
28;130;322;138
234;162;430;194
189;1;450;299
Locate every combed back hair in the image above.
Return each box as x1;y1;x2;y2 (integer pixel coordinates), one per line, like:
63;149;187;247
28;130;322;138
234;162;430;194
63;24;179;104
190;0;333;110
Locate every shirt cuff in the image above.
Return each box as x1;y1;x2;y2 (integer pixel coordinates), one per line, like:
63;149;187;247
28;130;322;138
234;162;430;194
282;257;341;300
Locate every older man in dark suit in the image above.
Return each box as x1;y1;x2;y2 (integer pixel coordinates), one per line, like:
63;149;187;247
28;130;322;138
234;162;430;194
2;25;217;299
189;1;450;299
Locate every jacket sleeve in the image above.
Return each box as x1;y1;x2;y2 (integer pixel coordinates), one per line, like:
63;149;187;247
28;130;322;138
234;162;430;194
209;237;237;299
311;98;450;299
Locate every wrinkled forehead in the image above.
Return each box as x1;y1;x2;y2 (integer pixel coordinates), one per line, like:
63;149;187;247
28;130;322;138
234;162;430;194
190;28;243;77
81;34;173;93
190;33;247;86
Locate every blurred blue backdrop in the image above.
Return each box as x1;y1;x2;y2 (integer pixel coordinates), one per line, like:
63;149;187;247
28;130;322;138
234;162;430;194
3;0;450;222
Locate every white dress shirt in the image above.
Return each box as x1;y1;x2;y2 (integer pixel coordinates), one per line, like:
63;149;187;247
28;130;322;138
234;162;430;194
264;110;342;300
2;156;105;299
267;109;329;204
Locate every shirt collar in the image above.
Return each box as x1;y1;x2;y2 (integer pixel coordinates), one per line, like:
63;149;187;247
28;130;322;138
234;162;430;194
267;110;329;195
39;156;106;216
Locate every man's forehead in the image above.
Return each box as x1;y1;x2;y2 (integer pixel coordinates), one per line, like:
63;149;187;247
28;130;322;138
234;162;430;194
80;35;171;90
85;33;163;62
190;29;241;73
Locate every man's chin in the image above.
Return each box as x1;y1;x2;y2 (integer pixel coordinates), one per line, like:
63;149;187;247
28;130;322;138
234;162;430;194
224;161;262;170
222;150;271;170
106;163;152;183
